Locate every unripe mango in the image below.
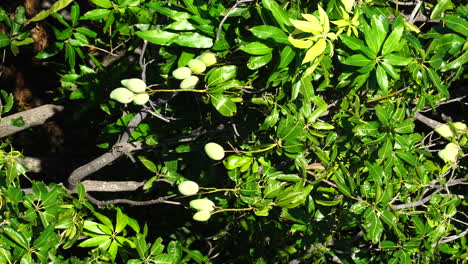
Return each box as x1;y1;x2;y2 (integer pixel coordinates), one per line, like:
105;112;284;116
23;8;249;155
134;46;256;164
438;143;459;163
178;181;199;196
204;142;225;160
133;93;150;105
110;88;134;104
190;199;215;212
121;78;147;93
187;59;206;74
172;67;192;80
435;122;467;139
197;53;217;67
180;76;199;89
193;210;211;221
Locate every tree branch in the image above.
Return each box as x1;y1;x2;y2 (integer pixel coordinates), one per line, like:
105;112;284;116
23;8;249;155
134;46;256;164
413;112;442;129
85;193;180;207
0;104;64;138
216;0;255;41
432;228;468;247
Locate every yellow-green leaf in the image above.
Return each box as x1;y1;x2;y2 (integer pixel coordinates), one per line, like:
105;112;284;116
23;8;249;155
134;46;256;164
303;38;326;64
290;18;321;34
317;5;329;33
288;35;313;49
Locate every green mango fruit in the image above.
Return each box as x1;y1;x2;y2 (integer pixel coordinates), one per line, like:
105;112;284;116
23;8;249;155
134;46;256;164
110;88;134;104
172;67;192;80
197;52;217;67
190;199;215;212
121;78;147;93
193;210;211;221
204;142;225;160
438;143;459;163
133;93;150;105
180;76;199;89
178;181;199;196
187;59;206;74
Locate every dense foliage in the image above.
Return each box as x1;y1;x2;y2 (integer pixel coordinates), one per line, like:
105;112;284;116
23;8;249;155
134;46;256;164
1;0;467;263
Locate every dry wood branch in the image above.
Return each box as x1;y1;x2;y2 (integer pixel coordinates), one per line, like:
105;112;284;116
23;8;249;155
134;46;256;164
67;142;144;191
0;104;64;138
82;180;146;192
414;112;442;129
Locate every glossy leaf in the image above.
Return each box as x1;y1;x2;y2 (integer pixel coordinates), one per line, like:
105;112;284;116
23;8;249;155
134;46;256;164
249;25;289;44
210;94;237;117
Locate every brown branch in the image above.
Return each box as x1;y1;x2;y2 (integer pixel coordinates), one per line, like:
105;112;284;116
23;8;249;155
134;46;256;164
0;104;64;138
85;193;180;207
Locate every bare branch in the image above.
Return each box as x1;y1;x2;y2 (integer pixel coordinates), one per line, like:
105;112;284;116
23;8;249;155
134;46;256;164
413;112;442;129
67;142;144;191
216;0;254;41
82;180;146;192
432;228;468;247
85;193;180;207
392;178;467;210
0;104;64;138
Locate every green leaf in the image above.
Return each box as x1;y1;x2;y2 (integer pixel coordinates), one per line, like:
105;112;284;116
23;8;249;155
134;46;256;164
363;207;384;244
249;25;289;44
381;240;398;250
247;53;273;70
78;235;110;248
378;137;393;160
241;42;273;55
278;46;296;68
382;24;404;56
376;65;388;92
353;121;380;137
365;162;384;185
136;30;178;46
115;208;128;234
262;0;292;32
138;156;157;173
10;116;25;127
430;0;454;19
210;94;237;117
442;15;468;37
81;9;112;20
174;32;213;48
394;119;414;134
382;54;412;66
91;0;113;8
395;150;418;166
426;67;449;97
30;0;74;22
1;226;29;249
343;54;372;66
441;50;468;72
206;65;237;87
312;122;334;130
0;33;11;48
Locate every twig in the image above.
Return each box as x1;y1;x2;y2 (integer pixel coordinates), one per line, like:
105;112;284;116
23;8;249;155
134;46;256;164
432;228;468;247
392;178;467;210
85;193;180;207
409;0;423;23
389;0;416;5
418;96;467;112
216;0;254;41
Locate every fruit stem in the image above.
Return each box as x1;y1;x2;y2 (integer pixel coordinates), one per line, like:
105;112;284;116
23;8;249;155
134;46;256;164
148;89;207;94
199;188;239;194
224;143;277;154
210;207;253;215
